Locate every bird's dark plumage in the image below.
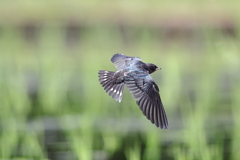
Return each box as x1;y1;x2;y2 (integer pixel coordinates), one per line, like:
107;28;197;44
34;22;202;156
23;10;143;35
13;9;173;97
98;53;168;129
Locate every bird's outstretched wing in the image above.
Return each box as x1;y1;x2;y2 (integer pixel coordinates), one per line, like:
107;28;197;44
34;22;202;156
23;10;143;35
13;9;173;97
124;71;168;129
111;53;141;70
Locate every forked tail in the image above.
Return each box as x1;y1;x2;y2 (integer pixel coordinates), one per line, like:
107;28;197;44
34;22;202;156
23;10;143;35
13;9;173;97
98;70;124;102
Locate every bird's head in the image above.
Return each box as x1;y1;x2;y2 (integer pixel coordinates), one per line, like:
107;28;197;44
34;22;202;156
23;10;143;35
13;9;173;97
147;63;161;74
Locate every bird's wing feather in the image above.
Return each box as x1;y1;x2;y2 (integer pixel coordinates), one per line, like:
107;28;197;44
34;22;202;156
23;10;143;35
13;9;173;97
111;53;141;70
124;71;168;129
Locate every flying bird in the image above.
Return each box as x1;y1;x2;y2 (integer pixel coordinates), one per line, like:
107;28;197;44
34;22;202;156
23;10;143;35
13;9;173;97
98;53;168;129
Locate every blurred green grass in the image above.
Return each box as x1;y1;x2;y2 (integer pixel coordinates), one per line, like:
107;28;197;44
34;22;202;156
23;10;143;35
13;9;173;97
0;1;240;160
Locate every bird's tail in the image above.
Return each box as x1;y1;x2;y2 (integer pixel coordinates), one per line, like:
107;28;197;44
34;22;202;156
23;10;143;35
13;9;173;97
98;70;124;102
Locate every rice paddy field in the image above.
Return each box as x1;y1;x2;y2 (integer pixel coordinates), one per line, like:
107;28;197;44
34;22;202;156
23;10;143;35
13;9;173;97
1;1;240;160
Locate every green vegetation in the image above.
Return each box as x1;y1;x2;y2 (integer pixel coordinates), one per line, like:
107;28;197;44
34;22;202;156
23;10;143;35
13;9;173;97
0;1;240;160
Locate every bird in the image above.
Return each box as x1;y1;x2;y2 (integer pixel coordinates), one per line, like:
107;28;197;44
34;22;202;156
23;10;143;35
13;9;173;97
98;53;168;129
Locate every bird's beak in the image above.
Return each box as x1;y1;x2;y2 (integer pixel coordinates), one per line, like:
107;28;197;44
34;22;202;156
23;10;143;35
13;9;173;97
156;67;161;70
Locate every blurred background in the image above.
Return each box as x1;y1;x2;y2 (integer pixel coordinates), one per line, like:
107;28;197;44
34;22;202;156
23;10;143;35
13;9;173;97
0;1;240;160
